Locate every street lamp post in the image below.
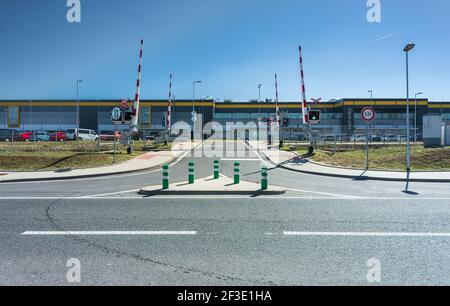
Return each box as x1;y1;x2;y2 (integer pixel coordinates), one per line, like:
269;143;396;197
29;100;32;132
76;80;82;128
414;92;423;144
258;84;262;121
368;90;374;142
404;43;415;174
192;80;202;126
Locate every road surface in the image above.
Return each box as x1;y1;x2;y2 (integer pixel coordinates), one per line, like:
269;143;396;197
1;140;450;285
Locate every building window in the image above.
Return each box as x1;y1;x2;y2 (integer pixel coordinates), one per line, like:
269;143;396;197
8;106;20;128
139;107;151;126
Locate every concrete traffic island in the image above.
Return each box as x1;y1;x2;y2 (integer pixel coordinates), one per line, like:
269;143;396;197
139;176;286;196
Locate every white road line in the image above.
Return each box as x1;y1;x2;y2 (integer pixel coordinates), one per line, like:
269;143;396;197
2;196;450;200
243;142;272;167
221;158;262;161
80;189;140;198
280;186;365;199
284;231;450;237
22;231;197;236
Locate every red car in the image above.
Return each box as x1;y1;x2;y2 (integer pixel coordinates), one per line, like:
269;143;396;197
100;131;122;141
49;131;67;142
19;131;32;142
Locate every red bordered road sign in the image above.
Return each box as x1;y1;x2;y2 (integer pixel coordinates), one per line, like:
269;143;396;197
361;107;376;122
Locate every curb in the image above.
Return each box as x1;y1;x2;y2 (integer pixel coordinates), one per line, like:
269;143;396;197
0;156;178;184
251;144;450;183
275;159;450;183
0;141;204;184
138;189;286;196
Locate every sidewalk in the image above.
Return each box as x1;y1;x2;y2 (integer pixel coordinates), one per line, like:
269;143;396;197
248;141;450;183
0;141;202;183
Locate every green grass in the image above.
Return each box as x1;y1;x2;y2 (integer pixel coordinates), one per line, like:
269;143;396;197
0;140;172;171
0;151;138;171
294;146;450;171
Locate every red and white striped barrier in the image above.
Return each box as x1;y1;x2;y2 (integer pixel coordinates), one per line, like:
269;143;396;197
167;74;173;131
132;39;144;131
299;46;309;125
275;73;280;127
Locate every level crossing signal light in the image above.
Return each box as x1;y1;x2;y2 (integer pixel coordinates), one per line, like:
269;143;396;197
308;110;321;123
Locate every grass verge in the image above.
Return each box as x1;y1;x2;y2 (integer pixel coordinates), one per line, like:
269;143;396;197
293;146;450;171
0;151;138;171
0;140;173;171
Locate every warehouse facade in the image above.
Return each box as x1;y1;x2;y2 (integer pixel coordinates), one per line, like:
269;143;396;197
1;99;449;138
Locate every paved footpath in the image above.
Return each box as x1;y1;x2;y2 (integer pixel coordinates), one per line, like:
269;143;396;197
248;141;450;183
0;141;202;183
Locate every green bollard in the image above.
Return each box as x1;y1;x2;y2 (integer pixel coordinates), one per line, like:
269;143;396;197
162;164;169;190
214;160;220;180
162;164;170;189
261;166;268;190
234;161;240;184
188;161;195;184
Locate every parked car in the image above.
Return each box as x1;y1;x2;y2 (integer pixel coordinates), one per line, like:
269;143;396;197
66;128;99;141
371;135;382;142
49;131;67;142
0;129;20;142
30;131;51;142
397;135;407;142
350;135;367;142
100;131;122;141
19;131;32;142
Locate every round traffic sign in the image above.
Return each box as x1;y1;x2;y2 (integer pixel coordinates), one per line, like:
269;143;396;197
361;107;376;122
112;107;121;121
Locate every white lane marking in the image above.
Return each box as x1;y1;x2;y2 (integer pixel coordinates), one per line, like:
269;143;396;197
220;158;262;161
280;186;364;199
80;189;140;199
22;231;197;236
243;142;272;167
0;151;190;186
284;231;450;237
2;196;450;200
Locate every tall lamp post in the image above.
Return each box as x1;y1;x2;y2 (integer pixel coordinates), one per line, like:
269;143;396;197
258;84;262;121
192;80;202;126
76;80;82;128
368;90;373;140
414;92;423;144
404;43;415;173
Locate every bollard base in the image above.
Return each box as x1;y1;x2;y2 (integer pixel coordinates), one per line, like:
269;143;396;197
140;176;285;196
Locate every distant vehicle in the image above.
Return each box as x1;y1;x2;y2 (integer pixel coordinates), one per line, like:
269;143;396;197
397;135;407;142
371;135;382;142
19;131;32;142
66;128;99;141
30;131;51;142
0;129;20;142
49;131;67;142
351;135;367;142
100;131;122;141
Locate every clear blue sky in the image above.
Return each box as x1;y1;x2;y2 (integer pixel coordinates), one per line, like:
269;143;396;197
0;0;449;102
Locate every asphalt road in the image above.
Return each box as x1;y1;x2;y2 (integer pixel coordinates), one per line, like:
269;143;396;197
1;140;450;285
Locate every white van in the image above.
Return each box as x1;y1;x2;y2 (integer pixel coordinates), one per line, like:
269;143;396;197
67;128;99;141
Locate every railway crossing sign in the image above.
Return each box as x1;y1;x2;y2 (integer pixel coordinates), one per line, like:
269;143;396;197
361;107;376;122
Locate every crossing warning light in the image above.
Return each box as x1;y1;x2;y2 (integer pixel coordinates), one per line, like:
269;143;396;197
308;110;321;125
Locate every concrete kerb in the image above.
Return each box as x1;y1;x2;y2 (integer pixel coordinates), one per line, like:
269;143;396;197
139;175;286;196
138;189;286;196
0;140;204;184
0;158;175;184
247;142;450;183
